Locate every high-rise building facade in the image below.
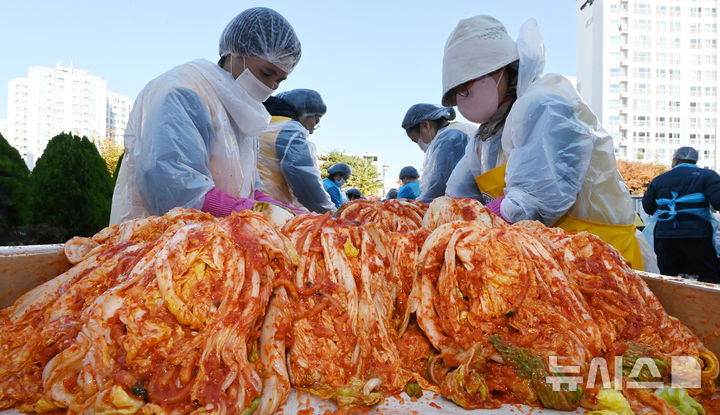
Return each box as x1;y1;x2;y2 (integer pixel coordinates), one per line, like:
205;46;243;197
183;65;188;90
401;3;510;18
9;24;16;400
577;0;719;169
6;63;132;166
106;91;132;145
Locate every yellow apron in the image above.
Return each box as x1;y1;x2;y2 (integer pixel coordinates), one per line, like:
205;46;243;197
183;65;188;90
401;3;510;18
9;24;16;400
258;116;295;205
475;164;645;271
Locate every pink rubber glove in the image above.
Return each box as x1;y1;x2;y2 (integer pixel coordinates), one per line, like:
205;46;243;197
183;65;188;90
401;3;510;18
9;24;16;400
253;190;307;215
485;195;510;223
202;187;256;217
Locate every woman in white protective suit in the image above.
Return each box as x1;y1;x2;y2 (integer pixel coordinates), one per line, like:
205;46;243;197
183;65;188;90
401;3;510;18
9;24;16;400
257;89;335;213
401;104;476;203
442;15;657;272
110;7;304;225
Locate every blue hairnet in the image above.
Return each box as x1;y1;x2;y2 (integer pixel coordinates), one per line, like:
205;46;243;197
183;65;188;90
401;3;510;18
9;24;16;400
327;163;351;178
277;89;327;117
219;7;302;73
673;146;699;162
385;188;399;199
399;166;420;179
401;103;456;129
345;188;362;198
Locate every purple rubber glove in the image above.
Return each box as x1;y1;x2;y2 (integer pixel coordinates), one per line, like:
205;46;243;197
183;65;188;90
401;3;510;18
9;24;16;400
202;187;256;217
485;195;510;223
253;190;307;215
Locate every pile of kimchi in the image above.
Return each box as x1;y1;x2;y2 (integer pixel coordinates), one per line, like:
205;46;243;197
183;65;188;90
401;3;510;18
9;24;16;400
0;197;717;415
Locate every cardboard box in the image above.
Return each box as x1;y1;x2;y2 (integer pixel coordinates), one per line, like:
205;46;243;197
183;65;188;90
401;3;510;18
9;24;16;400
0;245;718;415
0;245;70;309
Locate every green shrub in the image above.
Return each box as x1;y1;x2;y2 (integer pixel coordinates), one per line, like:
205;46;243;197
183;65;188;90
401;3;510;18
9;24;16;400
30;132;113;241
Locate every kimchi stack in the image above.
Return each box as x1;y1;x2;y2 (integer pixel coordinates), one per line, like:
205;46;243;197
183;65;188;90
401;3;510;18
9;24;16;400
0;197;717;414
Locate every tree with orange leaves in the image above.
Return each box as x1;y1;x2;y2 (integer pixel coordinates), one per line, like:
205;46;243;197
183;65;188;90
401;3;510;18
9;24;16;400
617;160;667;195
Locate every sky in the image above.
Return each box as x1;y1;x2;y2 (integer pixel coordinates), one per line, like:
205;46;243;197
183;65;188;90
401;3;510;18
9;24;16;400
0;0;577;186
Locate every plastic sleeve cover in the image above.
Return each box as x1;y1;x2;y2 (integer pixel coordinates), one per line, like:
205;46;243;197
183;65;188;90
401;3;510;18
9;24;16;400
444;146;485;200
502;93;594;225
418;129;469;203
276;123;335;213
136;87;216;215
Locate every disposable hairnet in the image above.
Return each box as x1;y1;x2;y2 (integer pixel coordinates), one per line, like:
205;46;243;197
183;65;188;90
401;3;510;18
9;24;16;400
219;7;302;73
399;166;420;179
673;146;699;162
401;104;456;129
327;163;351;177
386;188;398;199
277;89;327;117
442;15;519;106
346;188;362;198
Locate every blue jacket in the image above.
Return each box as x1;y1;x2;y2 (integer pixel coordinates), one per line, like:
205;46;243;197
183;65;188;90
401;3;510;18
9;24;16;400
323;178;345;209
398;181;421;200
642;164;720;239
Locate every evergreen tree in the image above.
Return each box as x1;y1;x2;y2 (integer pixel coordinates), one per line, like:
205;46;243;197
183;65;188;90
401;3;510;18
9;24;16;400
112;151;124;186
30;132;114;241
0;133;31;231
319;151;382;196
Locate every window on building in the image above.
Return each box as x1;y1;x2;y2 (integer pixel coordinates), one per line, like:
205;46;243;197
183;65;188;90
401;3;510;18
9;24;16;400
691;7;701;17
669;101;681;112
705;39;717;50
634;51;650;63
704;102;717;112
691;38;701;49
670;117;681;128
657;37;668;48
669;69;681;80
656;68;667;79
691;102;699;113
671;85;681;96
704;70;716;80
690;118;699;128
636;19;650;31
634;83;649;95
656;5;666;15
690;23;699;33
706;55;717;64
670;21;681;32
705;119;716;129
634;115;649;127
635;3;649;14
670;7;681;17
692;70;702;81
634;99;650;111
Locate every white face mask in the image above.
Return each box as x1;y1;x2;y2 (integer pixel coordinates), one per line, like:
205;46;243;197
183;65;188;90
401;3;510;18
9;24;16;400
231;56;274;102
334;177;346;187
417;140;430;152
